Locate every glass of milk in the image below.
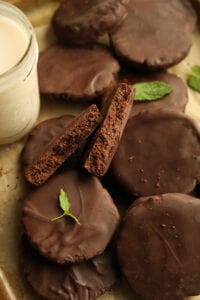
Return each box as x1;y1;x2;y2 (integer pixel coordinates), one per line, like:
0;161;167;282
0;1;40;145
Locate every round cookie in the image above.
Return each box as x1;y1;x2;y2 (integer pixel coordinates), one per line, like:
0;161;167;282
118;70;188;117
21;115;74;168
52;0;129;45
110;1;192;70
117;193;200;300
23;170;120;264
38;44;120;101
21;238;118;300
111;109;200;196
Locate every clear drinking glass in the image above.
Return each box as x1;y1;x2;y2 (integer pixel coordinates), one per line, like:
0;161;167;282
0;1;40;145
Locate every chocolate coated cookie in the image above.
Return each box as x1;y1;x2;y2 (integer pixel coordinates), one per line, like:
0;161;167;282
52;0;129;45
110;1;192;69
21;238;118;300
22;115;74;168
83;83;134;176
111;110;200;196
23;170;120;264
117;193;200;300
118;70;188;117
38;44;120;101
24;105;101;186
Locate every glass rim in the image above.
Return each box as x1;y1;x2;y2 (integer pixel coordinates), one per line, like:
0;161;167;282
0;1;34;80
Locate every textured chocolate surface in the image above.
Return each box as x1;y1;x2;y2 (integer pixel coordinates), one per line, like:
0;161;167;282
38;44;120;101
52;0;129;45
110;1;192;69
22;115;74;168
117;193;200;300
129;0;197;31
111;109;200;196
169;0;197;31
83;83;134;177
23;170;120;264
21;239;118;300
24;105;102;186
118;70;188;117
21;238;118;300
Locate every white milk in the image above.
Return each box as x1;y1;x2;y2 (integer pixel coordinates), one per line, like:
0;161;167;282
0;1;40;145
0;16;28;75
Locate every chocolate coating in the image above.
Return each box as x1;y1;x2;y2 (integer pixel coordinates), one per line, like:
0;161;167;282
52;0;129;45
23;170;120;264
117;193;200;300
168;0;197;31
21;238;119;300
83;83;134;176
24;105;102;186
21;115;74;168
111;109;200;196
118;70;188;117
128;0;197;32
38;44;120;101
110;1;192;70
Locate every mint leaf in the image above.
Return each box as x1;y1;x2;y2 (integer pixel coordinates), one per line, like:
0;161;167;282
51;189;80;224
134;81;173;101
59;188;70;212
187;65;200;93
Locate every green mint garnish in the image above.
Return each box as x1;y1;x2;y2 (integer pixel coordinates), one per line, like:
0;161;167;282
51;189;80;224
134;81;173;101
187;65;200;93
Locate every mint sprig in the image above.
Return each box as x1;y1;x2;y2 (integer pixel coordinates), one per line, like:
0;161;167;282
134;81;173;101
187;65;200;93
51;189;80;224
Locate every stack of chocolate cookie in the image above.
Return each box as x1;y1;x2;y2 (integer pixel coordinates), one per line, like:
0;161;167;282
20;100;129;298
20;0;200;299
38;0;197;103
20;84;134;299
21;168;121;299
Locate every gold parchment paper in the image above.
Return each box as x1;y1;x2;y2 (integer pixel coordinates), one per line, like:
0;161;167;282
0;1;200;299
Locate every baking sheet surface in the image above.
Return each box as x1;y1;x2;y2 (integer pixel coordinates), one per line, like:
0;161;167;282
0;1;200;299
